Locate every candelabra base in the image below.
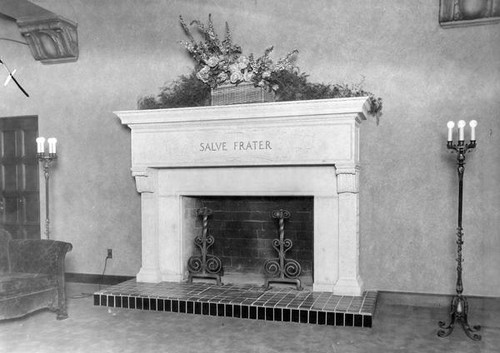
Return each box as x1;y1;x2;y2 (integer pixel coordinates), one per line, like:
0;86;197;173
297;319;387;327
438;295;481;341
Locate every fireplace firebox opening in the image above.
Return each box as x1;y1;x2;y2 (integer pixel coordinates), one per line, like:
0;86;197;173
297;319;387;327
183;196;314;287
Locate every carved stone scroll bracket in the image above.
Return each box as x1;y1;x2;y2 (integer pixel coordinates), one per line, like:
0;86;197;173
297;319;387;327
17;15;78;64
335;165;360;194
131;168;157;194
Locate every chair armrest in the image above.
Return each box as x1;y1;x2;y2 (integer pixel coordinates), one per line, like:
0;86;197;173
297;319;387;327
9;239;73;276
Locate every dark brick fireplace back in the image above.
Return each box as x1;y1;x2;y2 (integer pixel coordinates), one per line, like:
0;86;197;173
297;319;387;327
188;196;314;284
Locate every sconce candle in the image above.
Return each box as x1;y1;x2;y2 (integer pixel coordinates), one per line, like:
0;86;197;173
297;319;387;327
447;121;455;142
469;120;477;141
457;120;466;141
47;138;57;154
36;137;45;153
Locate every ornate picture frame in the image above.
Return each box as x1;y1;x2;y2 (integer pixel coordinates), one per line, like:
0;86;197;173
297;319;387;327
439;0;500;28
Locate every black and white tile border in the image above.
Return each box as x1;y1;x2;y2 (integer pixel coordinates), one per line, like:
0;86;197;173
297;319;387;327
94;280;376;328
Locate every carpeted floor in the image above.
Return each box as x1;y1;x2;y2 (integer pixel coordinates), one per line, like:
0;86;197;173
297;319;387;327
0;283;498;353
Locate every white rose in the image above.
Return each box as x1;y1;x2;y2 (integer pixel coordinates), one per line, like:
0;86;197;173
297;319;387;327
229;64;240;74
230;71;243;84
199;65;210;75
243;71;254;82
217;72;228;83
237;56;249;70
206;56;219;68
196;65;211;82
196;72;208;83
237;55;249;65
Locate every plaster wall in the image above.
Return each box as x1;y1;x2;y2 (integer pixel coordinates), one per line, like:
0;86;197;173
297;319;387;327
0;0;498;296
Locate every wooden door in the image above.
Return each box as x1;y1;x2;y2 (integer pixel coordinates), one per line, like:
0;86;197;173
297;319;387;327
0;116;40;239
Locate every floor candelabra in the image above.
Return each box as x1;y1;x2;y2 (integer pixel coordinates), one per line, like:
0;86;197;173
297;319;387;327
36;137;57;240
437;120;481;341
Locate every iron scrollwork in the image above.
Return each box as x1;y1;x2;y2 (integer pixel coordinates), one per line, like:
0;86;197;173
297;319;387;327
264;209;303;290
187;207;223;285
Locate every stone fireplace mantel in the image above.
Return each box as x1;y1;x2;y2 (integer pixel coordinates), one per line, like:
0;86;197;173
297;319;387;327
116;97;370;296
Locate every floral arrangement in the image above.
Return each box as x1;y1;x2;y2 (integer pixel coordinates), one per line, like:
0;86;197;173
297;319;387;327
179;14;298;92
138;15;383;121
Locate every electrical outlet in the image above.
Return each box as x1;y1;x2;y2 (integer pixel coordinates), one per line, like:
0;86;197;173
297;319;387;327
107;249;113;259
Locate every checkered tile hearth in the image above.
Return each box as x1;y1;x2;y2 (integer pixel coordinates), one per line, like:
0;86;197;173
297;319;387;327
94;280;377;327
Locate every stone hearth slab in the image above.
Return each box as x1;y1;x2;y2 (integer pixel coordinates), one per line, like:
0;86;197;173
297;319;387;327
94;280;377;327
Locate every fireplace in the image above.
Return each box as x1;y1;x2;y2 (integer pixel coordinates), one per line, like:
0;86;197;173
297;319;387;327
116;97;369;296
184;196;314;286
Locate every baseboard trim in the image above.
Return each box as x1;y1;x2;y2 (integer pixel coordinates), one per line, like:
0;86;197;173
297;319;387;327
378;290;500;309
64;274;500;309
65;272;135;285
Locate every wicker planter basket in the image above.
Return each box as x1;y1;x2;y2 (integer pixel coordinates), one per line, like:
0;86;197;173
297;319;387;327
211;82;275;106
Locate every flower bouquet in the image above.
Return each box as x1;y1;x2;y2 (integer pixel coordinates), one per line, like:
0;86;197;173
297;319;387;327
179;14;298;104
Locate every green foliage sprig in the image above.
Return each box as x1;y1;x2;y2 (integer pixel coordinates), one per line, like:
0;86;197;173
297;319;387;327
138;71;210;110
138;69;383;120
271;71;383;118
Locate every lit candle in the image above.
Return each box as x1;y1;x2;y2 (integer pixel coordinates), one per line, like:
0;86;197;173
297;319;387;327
469;120;477;141
47;138;57;154
457;120;466;141
36;137;45;153
447;121;455;141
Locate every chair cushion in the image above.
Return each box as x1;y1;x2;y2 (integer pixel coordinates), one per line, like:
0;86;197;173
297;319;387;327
0;250;9;274
0;273;55;298
0;229;12;273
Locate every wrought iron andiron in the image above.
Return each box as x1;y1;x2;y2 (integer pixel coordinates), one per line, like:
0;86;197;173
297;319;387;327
187;207;223;285
437;136;481;341
264;209;302;290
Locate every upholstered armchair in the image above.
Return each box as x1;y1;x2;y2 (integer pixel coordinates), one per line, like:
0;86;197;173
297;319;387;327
0;229;73;320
